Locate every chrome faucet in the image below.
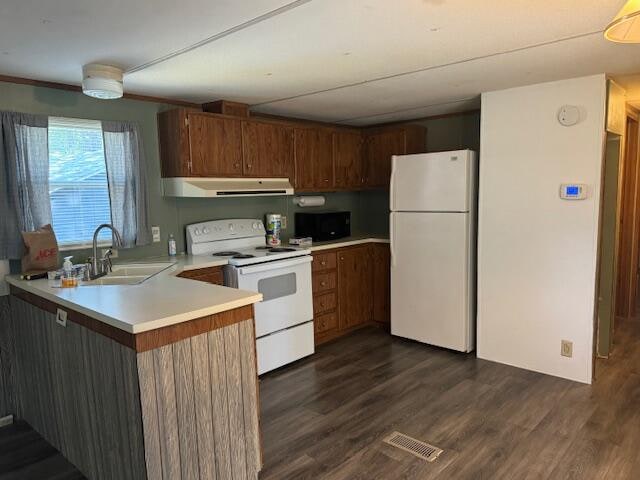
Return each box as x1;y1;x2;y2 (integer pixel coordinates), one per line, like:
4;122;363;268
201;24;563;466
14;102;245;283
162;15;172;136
89;224;124;279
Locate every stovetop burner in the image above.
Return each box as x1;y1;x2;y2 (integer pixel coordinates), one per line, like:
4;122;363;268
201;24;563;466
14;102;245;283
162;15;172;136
268;247;296;253
232;254;255;259
212;251;241;257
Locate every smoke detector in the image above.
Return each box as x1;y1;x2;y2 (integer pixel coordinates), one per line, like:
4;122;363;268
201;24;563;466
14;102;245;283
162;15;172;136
82;64;123;99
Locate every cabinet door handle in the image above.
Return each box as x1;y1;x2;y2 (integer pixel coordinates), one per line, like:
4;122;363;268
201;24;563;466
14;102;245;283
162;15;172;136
340;257;345;261
247;164;252;169
321;261;327;266
320;281;327;287
324;179;329;182
234;162;240;168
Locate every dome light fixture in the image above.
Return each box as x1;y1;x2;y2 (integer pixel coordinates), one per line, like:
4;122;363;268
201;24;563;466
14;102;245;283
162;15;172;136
605;0;640;43
82;63;123;99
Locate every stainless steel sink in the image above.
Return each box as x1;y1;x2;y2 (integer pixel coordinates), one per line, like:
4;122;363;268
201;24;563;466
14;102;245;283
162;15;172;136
81;262;175;286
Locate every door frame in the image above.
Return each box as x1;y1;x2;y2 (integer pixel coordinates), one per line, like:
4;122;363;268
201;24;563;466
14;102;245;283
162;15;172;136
593;129;625;376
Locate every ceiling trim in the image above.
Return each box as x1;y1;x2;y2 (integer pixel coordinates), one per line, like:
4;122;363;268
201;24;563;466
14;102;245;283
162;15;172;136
0;74;201;108
125;0;314;75
252;29;605;108
362;109;481;129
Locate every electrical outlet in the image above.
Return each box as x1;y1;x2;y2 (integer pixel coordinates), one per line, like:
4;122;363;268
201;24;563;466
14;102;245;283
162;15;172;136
281;216;287;229
561;340;573;358
101;248;118;258
152;225;161;243
56;308;67;327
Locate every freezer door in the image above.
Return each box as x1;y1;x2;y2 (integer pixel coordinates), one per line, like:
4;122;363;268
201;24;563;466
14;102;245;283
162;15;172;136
390;211;474;352
390;150;476;212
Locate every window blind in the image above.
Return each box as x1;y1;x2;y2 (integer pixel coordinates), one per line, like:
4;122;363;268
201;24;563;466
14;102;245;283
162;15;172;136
48;117;112;247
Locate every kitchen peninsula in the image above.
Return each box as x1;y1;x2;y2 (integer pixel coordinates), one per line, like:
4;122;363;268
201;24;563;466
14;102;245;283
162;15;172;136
5;260;263;480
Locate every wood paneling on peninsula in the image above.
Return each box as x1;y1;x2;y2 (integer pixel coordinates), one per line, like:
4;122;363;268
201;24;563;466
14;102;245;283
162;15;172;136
138;319;260;480
0;296;14;418
8;295;261;480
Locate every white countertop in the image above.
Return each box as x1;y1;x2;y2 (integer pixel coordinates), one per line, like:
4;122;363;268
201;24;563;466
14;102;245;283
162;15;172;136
7;255;262;335
6;237;388;335
306;236;389;252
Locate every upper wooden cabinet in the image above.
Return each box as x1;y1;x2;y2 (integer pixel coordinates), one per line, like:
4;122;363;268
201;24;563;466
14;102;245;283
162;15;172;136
158;107;426;191
242;121;294;178
364;128;405;188
294;128;334;191
189;113;243;176
158;109;243;177
333;130;364;189
364;125;426;189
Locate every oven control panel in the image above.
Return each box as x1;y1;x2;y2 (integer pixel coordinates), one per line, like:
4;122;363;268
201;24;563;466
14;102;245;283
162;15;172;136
186;219;266;254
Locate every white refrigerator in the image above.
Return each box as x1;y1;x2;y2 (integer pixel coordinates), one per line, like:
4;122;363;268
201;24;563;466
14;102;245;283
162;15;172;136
390;150;477;352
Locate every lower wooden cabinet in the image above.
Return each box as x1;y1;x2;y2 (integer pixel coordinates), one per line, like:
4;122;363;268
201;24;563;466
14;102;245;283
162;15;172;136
312;243;390;345
371;244;391;324
177;266;224;285
337;246;373;330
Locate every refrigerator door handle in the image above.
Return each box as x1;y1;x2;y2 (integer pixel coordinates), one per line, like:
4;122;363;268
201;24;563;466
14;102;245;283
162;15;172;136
390;213;396;268
389;156;396;210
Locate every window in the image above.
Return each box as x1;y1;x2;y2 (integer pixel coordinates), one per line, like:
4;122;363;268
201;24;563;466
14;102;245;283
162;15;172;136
48;117;112;247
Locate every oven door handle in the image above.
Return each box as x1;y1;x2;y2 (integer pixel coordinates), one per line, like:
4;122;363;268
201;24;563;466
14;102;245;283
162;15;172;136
237;255;312;275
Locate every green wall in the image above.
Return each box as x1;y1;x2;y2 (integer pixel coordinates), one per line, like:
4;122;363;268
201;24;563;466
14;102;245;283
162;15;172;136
0;81;379;261
415;111;481;153
0;80;479;258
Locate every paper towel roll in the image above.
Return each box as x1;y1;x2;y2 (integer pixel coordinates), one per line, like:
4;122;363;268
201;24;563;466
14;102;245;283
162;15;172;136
293;195;325;207
0;260;9;296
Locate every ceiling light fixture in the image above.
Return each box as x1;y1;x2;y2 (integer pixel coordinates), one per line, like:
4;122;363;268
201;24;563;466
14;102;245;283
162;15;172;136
82;64;123;99
605;0;640;43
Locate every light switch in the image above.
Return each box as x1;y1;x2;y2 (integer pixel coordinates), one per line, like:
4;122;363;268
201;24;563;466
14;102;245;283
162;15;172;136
152;226;161;243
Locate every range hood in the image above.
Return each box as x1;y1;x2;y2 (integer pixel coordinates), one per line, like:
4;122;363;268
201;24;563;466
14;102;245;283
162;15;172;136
163;177;294;197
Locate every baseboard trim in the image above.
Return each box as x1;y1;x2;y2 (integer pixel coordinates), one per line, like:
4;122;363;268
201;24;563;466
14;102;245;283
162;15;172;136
0;414;14;427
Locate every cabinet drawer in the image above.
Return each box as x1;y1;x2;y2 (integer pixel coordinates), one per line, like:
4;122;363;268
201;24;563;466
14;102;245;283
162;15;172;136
313;292;337;315
314;312;337;334
312;252;337;272
312;271;336;294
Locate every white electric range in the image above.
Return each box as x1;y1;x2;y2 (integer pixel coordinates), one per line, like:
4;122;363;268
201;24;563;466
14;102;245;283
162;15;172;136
186;219;314;374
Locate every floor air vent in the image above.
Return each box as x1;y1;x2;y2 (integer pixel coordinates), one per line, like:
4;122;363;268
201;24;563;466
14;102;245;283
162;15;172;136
383;431;443;462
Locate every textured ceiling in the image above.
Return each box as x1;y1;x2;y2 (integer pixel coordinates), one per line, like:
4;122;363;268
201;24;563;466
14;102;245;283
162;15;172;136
0;0;639;124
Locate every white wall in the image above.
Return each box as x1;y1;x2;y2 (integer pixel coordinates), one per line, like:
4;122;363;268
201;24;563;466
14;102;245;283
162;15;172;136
477;75;607;384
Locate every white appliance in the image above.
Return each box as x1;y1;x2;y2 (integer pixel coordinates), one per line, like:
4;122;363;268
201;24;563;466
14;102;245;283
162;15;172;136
390;150;477;352
185;219;314;374
164;177;294;198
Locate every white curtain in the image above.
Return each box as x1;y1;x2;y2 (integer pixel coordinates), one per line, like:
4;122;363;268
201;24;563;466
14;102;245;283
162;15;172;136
0;111;51;260
102;121;151;248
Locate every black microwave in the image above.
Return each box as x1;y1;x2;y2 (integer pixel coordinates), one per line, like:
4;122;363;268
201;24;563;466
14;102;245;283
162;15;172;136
295;211;351;242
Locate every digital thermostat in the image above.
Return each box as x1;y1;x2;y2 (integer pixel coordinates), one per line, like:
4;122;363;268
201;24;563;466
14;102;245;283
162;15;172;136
560;183;587;200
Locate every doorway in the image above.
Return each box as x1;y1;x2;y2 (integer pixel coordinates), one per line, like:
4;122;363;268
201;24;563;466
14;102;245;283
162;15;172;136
615;114;640;320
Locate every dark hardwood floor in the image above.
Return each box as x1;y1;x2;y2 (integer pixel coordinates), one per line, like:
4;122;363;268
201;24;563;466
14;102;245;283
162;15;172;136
259;320;640;479
1;319;639;479
0;421;84;479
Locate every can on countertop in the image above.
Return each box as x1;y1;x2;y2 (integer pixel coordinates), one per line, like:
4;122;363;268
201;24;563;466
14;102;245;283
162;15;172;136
265;213;282;246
